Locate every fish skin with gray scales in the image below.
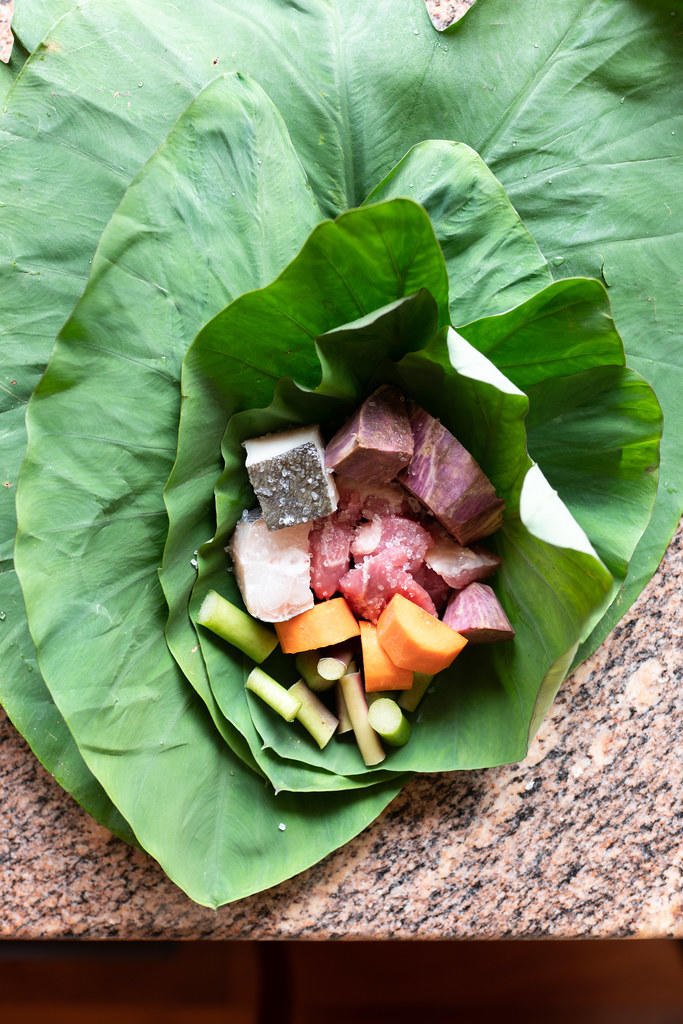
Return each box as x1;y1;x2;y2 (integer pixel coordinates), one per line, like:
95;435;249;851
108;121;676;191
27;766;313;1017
247;441;337;529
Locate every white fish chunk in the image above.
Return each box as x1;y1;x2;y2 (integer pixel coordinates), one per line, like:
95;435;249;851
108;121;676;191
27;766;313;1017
230;515;314;622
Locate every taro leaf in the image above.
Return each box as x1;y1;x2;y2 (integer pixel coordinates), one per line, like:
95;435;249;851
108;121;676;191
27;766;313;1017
526;366;663;661
0;0;678;890
7;0;677;658
162;199;448;790
0;568;135;844
14;76;402;907
193;292;441;784
197;274;659;775
460;279;662;586
366;140;552;324
0;51;20;104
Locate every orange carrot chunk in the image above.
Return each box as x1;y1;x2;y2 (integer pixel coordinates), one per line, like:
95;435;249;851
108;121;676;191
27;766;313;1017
376;593;467;675
275;597;360;654
360;621;413;692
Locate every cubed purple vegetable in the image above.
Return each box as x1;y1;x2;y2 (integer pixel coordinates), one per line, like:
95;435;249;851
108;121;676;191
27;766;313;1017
442;582;514;643
398;406;504;544
325;386;413;484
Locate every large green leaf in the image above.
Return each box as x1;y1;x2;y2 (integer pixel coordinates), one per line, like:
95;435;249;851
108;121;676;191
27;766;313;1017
7;0;678;654
366;140;552;324
0;0;678;893
13;75;402;907
460;279;663;582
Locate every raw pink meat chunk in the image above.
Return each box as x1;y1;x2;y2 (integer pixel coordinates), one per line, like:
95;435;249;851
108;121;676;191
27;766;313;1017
412;563;451;613
351;515;431;572
339;555;437;623
425;538;501;589
309;513;354;599
336;476;420;522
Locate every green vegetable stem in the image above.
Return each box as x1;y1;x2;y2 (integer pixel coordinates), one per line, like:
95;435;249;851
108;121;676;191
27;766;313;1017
289;680;339;749
197;590;278;663
368;698;412;748
246;668;301;722
295;650;337;692
339;671;385;767
398;673;433;713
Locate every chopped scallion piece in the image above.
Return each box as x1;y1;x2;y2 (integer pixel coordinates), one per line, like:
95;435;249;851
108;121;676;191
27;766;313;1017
197;590;278;663
398;673;433;712
295;650;336;692
245;668;301;722
289;680;338;749
339;670;385;766
317;644;354;681
367;697;411;747
366;690;394;707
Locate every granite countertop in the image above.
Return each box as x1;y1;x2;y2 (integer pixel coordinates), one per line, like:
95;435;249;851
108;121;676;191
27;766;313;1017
1;524;680;939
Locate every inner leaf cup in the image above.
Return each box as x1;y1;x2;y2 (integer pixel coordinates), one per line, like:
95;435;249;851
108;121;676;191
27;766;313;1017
161;198;660;787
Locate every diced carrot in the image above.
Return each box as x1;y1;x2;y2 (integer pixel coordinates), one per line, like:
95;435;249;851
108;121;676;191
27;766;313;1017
376;593;467;674
275;597;360;654
360;621;413;692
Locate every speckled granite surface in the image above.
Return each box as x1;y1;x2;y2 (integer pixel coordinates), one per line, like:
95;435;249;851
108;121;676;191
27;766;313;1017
1;524;680;939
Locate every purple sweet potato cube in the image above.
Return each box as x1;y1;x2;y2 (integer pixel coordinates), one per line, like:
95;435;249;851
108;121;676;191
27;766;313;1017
398;406;504;544
442;582;514;643
325;386;413;484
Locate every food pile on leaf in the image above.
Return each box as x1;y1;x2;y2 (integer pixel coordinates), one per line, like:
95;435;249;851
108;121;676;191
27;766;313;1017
0;0;678;908
202;386;515;765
